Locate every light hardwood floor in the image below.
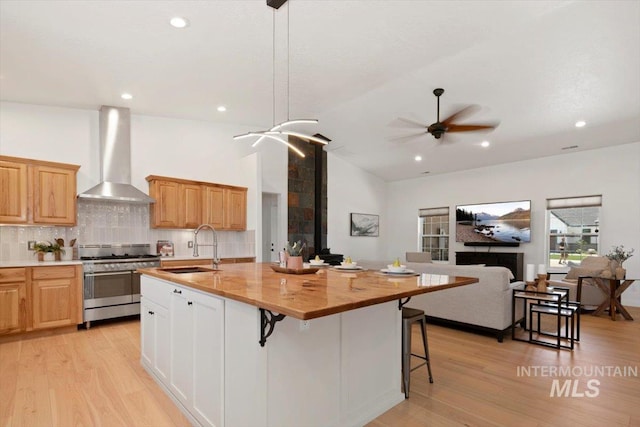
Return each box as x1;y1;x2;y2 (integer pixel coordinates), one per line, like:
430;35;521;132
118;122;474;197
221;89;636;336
1;308;639;427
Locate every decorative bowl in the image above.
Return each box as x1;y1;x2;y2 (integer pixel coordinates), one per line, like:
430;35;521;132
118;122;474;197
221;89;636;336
341;261;357;267
387;264;407;273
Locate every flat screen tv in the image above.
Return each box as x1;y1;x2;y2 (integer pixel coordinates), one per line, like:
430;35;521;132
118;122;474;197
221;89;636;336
456;200;531;244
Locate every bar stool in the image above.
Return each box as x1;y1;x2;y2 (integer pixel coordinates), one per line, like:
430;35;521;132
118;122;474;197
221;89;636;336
401;307;433;398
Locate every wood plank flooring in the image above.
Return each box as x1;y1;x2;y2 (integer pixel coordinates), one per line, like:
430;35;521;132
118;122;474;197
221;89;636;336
1;308;639;427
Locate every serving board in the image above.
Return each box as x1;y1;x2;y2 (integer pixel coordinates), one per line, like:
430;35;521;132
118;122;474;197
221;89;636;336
270;265;320;275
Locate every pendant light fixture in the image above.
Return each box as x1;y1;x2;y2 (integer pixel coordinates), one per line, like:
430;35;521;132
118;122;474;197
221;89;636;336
234;0;326;158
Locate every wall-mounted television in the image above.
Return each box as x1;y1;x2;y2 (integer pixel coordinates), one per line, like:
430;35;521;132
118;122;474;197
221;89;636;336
456;200;531;244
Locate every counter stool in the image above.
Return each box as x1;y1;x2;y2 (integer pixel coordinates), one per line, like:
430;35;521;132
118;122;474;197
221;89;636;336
401;307;433;398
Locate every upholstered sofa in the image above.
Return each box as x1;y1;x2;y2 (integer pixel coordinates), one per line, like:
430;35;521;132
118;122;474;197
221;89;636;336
358;260;524;342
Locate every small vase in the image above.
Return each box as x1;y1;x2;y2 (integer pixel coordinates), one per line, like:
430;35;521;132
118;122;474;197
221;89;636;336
287;256;303;270
37;252;44;262
43;252;55;262
615;267;626;280
61;247;73;261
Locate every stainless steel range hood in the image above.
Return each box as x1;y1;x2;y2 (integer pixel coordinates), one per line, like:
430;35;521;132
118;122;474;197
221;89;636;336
79;106;154;203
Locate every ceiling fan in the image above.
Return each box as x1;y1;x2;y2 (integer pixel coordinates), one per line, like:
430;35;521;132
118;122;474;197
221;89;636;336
397;88;498;140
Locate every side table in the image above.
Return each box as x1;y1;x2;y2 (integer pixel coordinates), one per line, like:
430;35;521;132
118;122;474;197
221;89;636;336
592;277;636;321
512;286;570;346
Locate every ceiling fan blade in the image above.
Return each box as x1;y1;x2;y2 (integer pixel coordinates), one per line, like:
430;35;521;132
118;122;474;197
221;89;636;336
389;132;428;143
392;117;429;129
447;123;498;133
441;105;481;126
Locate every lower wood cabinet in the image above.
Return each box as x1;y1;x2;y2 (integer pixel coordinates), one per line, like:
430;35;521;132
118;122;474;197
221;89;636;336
31;265;82;329
0;268;27;334
141;276;224;427
0;265;82;336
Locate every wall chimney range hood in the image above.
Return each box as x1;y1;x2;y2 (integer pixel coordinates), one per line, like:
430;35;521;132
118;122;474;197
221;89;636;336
78;106;154;203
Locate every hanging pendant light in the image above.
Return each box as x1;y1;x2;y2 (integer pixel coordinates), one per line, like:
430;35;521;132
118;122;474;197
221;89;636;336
234;0;324;158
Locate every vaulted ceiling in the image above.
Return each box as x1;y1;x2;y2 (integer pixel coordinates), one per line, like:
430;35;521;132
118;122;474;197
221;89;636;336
1;0;639;181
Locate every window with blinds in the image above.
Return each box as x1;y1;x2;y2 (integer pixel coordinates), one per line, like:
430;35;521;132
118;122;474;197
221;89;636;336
419;207;449;261
547;195;601;268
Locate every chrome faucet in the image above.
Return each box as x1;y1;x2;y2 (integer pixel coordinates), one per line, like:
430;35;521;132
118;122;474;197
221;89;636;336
193;224;220;269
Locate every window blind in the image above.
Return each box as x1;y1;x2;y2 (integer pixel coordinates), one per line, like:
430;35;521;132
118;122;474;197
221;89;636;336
547;195;602;209
418;207;449;217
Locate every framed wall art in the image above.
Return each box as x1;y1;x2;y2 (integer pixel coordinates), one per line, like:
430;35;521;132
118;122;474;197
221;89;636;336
350;213;379;237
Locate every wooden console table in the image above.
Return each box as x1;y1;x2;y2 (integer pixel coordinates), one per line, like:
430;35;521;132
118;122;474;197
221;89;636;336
592;277;636;321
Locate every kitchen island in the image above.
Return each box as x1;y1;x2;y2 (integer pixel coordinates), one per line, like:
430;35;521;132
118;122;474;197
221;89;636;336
139;263;477;427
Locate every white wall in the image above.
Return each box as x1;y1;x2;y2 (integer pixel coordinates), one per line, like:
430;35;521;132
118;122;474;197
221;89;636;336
386;142;640;306
327;152;388;261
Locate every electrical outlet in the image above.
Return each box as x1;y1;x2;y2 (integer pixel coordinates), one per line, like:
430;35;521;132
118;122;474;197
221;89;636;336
188;241;194;248
28;241;36;251
299;320;310;331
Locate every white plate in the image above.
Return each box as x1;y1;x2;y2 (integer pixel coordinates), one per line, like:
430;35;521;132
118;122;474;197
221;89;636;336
308;261;327;266
380;268;416;275
333;265;363;270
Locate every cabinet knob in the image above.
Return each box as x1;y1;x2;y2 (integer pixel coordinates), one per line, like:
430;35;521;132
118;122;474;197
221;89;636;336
148;310;154;315
173;289;182;294
187;301;193;306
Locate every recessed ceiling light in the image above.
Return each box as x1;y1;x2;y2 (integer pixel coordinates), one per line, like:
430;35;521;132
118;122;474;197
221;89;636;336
121;93;133;100
170;17;189;28
575;120;586;128
414;155;422;161
481;141;490;148
217;106;227;112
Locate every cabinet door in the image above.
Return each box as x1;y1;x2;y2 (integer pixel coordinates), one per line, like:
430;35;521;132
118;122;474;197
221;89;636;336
32;165;77;225
169;286;193;406
203;185;224;229
31;266;80;329
0;160;28;224
0;281;27;334
150;180;180;228
190;290;224;427
141;298;171;384
225;188;247;230
179;184;202;229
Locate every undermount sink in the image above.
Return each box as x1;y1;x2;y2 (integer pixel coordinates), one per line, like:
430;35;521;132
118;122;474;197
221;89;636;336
159;267;219;274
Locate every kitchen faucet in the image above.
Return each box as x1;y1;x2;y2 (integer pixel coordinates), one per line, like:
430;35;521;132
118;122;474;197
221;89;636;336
193;224;220;269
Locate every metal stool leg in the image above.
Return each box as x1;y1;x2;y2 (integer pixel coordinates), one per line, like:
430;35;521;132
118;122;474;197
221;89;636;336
418;317;433;383
401;318;411;398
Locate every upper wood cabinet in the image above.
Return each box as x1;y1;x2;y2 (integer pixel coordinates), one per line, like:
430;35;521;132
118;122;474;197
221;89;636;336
0;155;79;226
147;175;246;231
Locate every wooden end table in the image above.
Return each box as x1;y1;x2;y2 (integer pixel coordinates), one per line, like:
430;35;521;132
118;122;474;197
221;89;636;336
592;277;636;321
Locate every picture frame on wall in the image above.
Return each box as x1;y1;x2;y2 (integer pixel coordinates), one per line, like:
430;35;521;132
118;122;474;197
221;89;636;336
350;213;379;237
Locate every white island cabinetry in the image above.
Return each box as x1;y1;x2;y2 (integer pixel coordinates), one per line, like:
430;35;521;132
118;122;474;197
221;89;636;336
141;276;224;427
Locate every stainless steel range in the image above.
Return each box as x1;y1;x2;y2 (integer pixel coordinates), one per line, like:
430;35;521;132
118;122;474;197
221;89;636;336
80;244;160;327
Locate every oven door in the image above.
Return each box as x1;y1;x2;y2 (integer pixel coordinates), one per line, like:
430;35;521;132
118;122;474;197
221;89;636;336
84;271;133;308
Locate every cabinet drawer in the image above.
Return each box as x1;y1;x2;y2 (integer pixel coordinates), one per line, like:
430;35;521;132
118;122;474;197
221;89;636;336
0;267;26;283
32;265;77;280
141;276;171;308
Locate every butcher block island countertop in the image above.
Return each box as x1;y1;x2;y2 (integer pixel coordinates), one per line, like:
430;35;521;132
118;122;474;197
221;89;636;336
138;262;478;320
138;263;478;427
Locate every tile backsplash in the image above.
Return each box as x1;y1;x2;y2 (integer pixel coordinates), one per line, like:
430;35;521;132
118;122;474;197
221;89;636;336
0;200;255;262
